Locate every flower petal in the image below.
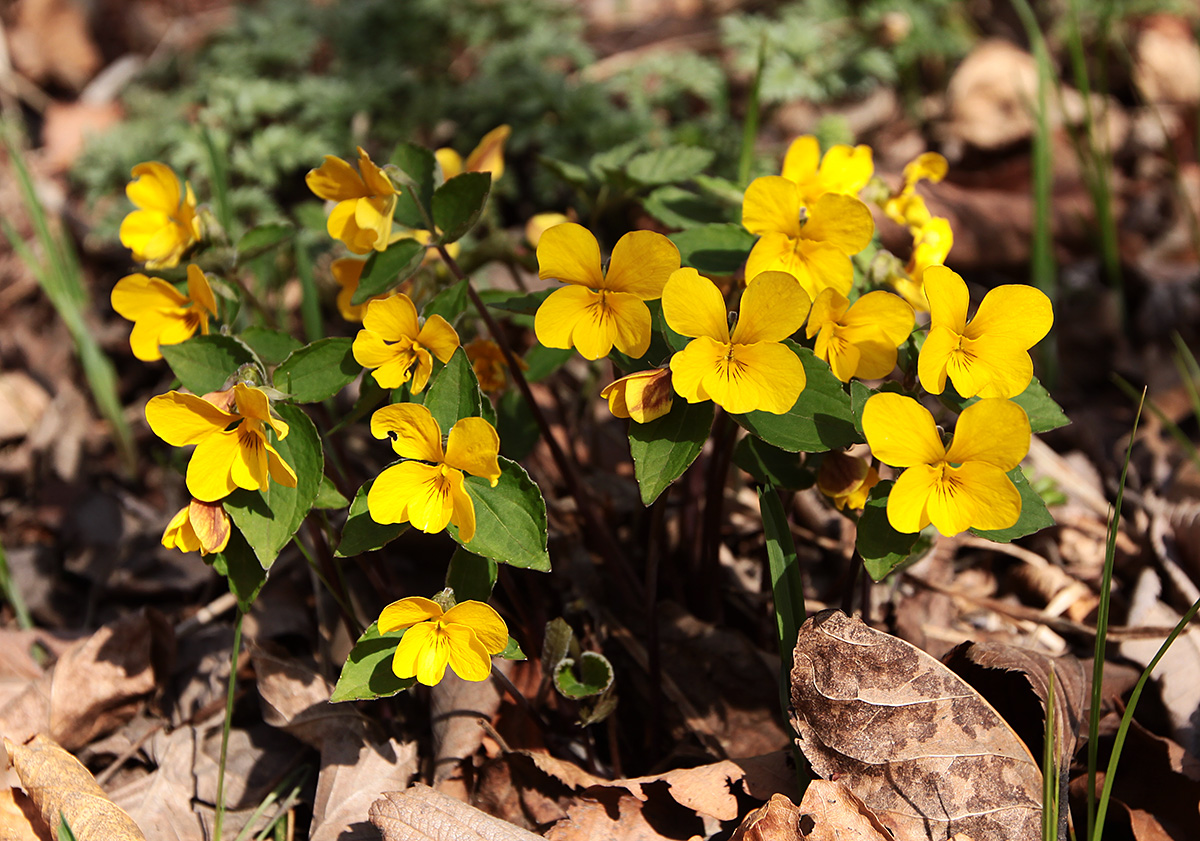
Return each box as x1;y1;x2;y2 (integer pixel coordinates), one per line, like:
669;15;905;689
127;162;181;212
443;600;510;654
162;506;200;552
862;393;945;468
708;341;805;415
265;440;298;488
444;417;501;485
916;326;957;395
186;264;218;317
839;334;897;381
842;291;914;346
368;461;438;526
357;147;395;197
390;621;435;680
448;470;477;542
600;369;674;423
661;268;729;342
111;273;186;320
801;193;874;255
416;315;461;363
353;330;408;381
817;144;874;195
379;597;443;633
415;626;451;684
435;147;463;180
945;398;1030;470
887;464;938;533
742;176;801;237
904;152;948;187
966;284;1054;350
669;337;725;404
127;311;182;361
805;288;850;340
229;426;270;492
603;231;680;298
232;384;287;440
923;265;968;334
443;623;493;681
370;403;444;462
186;429;241;502
927;462;1021;536
326;200;371;254
960;336;1036;399
306;155;370;201
733;271;810;345
465;124;511;177
410;347;434;395
780;135;820;185
536;223;604;288
146;391;236;447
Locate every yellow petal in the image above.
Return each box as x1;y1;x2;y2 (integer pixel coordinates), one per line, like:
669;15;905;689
188;498;231;554
368;461;439;527
111;273;186;320
353;329;406;378
780;135;820;185
232;384;288;440
917;325;956;395
536;223;604;288
371;403;444;462
966;284;1053;349
842;291;914;346
127;162;181;213
444;417;501;485
435;148;464;180
801;193;874;255
862;393;945;468
325;200;372;254
332;258;368;321
186;429;241;502
353;195;397;252
747;237;853;301
146;391;236;447
669;337;725;404
414;626;452;685
887;464;938;533
838;333;897;381
363;294;420;342
443;623;493;681
705;341;804;415
961;336;1036;399
127;311;182;361
229;425;271;492
742;176;801;237
927;462;1021;536
186;264;218;317
357;147;395;197
817;144;874;195
534;286;650;360
661;268;729;342
379;596;443;633
306;155;371;201
391;621;437;679
732;271;810;345
816;326;862;383
416;315;461;363
945;398;1030;470
903;152;948;187
448;471;477;542
603;231;680;299
162;506;200;553
266;440;298;488
464;124;511;178
525;212;570;248
923;265;968;334
443;600;509;653
410;347;435;395
805;288;850;340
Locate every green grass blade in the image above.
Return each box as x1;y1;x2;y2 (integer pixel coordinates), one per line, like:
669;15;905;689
201;126;236;240
293;241;325;343
1042;669;1058;841
737;34;767;188
0;539;32;629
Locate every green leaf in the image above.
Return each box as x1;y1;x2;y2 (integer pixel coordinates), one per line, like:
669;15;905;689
446;548;497;603
554;652;614;699
734;436;813;490
628;399;713;505
224;405;323;569
432;172;491;245
499;637;526;660
490;289;554;316
524;344;573;382
538;155;593;190
936;377;1069;434
240;327;303;367
336;478;408;557
352;239;425;305
236;223;293;260
642;186;731;229
390;141;436;229
273;337;359;403
759;484;805;718
626;146;715;187
541;617;573;672
857;480;930;582
496;388;540;461
589;140;642;179
423;279;469;324
447;457;550;571
160;335;259;396
210;527;268;611
970;466;1056;543
731;344;859;452
668;223;755;274
330;621;415;703
313;475;349;510
692;174;745;206
424;348;482;432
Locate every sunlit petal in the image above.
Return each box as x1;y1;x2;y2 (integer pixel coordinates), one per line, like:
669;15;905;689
780;135;820;185
111;274;186;319
536;223;604;288
391;621;436;679
265;440;297;488
966;284;1053;349
817;144;873;194
379;596;443;633
362;294;420;342
444;417;501;485
416;315;461;363
443;623;493;681
306;155;370;201
733;271;810;344
887;464;938;533
841;291;914;346
443;601;509;653
370;403;444;462
464;124;511;177
862;393;945;468
368;461;439;525
916;326;958;395
186;264;218;317
186;429;241;502
805;288;850;340
945;398;1030;470
742;176;801;237
127;162;181;212
708;342;805;415
146;391;236;446
923;265;969;334
415;627;451;686
669;337;726;404
930;462;1022;534
603;231;680;298
534;285;594;352
800;193;874;255
661;268;729;342
447;471;477;542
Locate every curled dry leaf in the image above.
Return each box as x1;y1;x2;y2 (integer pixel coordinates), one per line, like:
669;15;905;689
0;787;53;841
6;734;146;840
309;733;418;841
732;785;894;841
790;610;1042;841
252;645;372;750
544;787;700;841
370;783;542;841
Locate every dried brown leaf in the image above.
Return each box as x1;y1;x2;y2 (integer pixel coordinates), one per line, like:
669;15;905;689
252;645;372;750
6;734;146;840
797;782;896;841
544;790;687;841
310;733;418;841
790;610;1042;841
731;793;805;841
109;727;204;841
430;665;503;793
0;787;52;841
370;784;542;841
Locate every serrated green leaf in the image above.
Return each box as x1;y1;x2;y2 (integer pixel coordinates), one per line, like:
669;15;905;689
668;223;755;274
330;621;415;702
236;223;293;260
626;146;715;187
970;466;1056;542
731;344;859;452
432;172;491;245
224;405;323;569
590;141;642;180
424;348;482;433
554;651;614;699
241;327;303;367
447;457;550;570
313;475;349;510
692;174;745;206
857;480;930;582
210;527;268;611
391;142;436;229
628;398;713;505
273;337;359;403
538;155;593;190
423;279;469;324
335;478;409;557
352;239;425;305
734;436;813;489
446;548;497;603
642;185;731;229
160;335;260;396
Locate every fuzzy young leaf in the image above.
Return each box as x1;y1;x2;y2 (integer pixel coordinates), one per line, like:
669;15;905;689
160;335;259;396
424;348;482;433
274;337;359;403
542;617;573;673
224;405;323;569
447;457;550;571
626;146;716;187
390;141;436;229
589;141;642;179
669;223;755;274
352;239;425;305
432;172;491;245
446;548;497;603
628;398;714;505
970;467;1056;543
538;155;593;190
240;326;302;366
857;480;930;581
554;652;614;699
211;527;268;611
330;621;415;703
336;479;408;557
734;436;813;490
423;279;469;324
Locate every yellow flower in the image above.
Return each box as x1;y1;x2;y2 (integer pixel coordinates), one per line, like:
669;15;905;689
378;596;508;685
780;135;874;206
817;452;880;511
884;151;948;231
600;368;674;423
119;162;202;269
863;393;1030;536
367;403;501;542
663;269;810;414
331;258;388;322
806;289;914;382
742;177;875;300
162;498;231;555
465;338;525;392
390;225;461;266
145;383;298;503
111;264;218;361
306;147;399;254
435;124;511;181
525;212;570;248
918;266;1053;399
352;293;461;393
534;223;680;360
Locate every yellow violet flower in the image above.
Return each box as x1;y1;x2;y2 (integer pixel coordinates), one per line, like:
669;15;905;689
162;498;230;555
306;147;399;254
525;212;570;248
889;217;955;311
352;293;461;393
367;403;501;542
145;383;298;503
378;596;508;685
742;177;874;300
600;368;674;424
331;257;388;322
111;264;218;361
806;289;914;382
119;162;201;269
534;223;680;360
435;124;511;181
817;452;880;511
884;151;948;231
465;338;525;392
663;269;810;415
781;135;874;206
863;393;1030;536
918;266;1053;399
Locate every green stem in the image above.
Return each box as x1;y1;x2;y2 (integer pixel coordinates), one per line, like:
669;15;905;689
0;539;32;629
214;609;245;841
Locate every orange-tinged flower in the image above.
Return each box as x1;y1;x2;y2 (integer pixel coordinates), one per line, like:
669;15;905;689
162;498;231;555
367;404;501;542
145;383;297;503
817;452;880;511
111;264;218;361
352;293;460;393
781;135;874;206
465;338;524;392
331;258;388;322
119;162;202;269
378;596;508;685
663;269;810;415
806;289;914;382
306;147;399;254
534;223;680;360
918;266;1053;399
863;393;1030;536
600;368;674;423
435;124;511;181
